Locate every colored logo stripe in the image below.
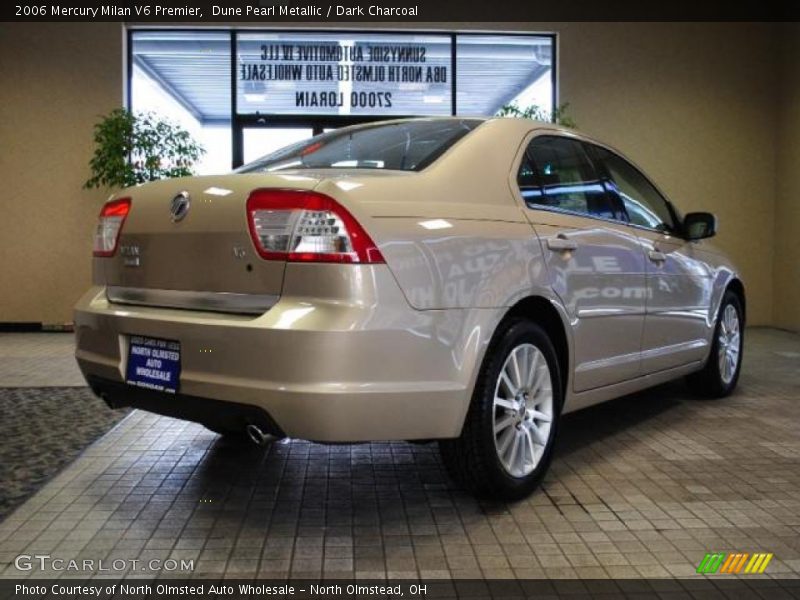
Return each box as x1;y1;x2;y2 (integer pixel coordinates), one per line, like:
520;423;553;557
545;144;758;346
697;552;773;574
697;552;726;574
745;553;774;574
720;553;749;573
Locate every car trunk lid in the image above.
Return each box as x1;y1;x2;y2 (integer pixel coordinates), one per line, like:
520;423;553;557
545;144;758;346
103;174;321;313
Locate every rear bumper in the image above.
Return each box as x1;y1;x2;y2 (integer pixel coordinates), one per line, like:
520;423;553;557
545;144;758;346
87;375;286;437
74;265;482;442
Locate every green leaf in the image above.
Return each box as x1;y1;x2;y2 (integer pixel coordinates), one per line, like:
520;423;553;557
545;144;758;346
84;109;206;190
495;102;577;129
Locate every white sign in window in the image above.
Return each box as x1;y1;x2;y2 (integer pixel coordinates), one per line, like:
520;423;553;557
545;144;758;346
236;32;453;116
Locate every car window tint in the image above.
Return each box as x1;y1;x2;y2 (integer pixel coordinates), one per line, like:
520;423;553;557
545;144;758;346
237;119;482;173
517;154;543;203
593;146;675;231
525;136;617;220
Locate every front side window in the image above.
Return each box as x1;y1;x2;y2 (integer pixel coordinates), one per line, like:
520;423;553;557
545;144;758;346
520;136;619;220
237;118;481;173
592;146;675;232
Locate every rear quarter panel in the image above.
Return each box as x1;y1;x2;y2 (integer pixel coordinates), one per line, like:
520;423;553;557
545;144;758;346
315;119;553;311
313;120;576;432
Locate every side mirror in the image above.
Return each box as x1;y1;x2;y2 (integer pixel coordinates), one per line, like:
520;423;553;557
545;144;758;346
683;212;717;240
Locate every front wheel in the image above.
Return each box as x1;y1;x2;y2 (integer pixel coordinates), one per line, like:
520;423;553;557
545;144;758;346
440;319;562;501
686;290;744;398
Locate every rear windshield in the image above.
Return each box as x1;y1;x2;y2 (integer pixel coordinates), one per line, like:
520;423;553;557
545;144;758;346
237;119;483;173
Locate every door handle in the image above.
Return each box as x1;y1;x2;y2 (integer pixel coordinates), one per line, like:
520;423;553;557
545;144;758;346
547;236;578;252
648;250;667;263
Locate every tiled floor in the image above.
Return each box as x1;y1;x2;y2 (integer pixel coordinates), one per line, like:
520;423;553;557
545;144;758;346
0;333;84;387
0;329;798;581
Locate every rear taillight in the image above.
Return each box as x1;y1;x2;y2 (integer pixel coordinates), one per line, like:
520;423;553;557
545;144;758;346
246;190;384;264
93;197;131;257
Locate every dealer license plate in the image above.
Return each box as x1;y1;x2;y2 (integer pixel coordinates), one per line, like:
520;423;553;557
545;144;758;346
125;335;181;394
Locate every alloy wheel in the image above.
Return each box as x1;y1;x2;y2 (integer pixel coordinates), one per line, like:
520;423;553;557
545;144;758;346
717;304;741;385
493;343;554;478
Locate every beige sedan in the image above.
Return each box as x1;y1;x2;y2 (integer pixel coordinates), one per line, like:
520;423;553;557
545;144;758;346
75;118;745;500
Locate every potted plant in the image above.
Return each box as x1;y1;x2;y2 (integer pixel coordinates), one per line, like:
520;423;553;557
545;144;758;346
84;108;205;190
497;102;577;129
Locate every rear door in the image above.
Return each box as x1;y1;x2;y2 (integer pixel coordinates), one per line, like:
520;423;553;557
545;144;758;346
590;145;712;373
518;135;647;392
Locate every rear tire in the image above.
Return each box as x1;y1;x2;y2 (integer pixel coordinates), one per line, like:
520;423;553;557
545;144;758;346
440;319;562;501
686;290;744;398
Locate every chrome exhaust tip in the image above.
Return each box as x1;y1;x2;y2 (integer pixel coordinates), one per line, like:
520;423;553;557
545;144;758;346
245;423;275;447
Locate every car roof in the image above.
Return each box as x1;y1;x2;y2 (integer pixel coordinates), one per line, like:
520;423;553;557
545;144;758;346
335;116;581;143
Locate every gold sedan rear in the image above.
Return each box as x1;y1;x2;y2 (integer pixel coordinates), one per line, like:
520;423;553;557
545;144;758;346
76;117;745;499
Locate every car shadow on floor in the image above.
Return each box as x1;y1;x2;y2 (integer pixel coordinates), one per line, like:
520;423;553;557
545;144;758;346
182;378;704;522
555;379;691;457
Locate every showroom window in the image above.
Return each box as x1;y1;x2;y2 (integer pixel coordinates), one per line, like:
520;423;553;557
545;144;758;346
456;34;553;116
130;30;232;175
129;30;555;173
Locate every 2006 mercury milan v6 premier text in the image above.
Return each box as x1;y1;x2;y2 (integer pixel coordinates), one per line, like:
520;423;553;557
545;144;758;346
75;117;745;499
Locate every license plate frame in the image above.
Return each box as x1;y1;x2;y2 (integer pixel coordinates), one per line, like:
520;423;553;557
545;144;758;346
125;335;181;394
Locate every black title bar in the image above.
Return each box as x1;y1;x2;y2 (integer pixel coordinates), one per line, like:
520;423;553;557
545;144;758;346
3;0;799;22
4;578;800;599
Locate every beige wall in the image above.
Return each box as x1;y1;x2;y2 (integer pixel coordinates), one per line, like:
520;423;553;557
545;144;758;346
775;23;800;331
555;23;778;326
0;22;792;327
0;23;121;325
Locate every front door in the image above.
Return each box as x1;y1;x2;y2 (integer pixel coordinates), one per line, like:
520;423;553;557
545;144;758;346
636;230;713;372
590;145;712;373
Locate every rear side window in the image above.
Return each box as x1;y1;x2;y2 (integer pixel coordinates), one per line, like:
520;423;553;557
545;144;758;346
237;119;482;173
591;145;676;232
519;136;619;220
517;155;541;202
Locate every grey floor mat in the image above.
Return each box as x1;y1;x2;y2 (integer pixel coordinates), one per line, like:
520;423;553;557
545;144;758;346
0;387;129;521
